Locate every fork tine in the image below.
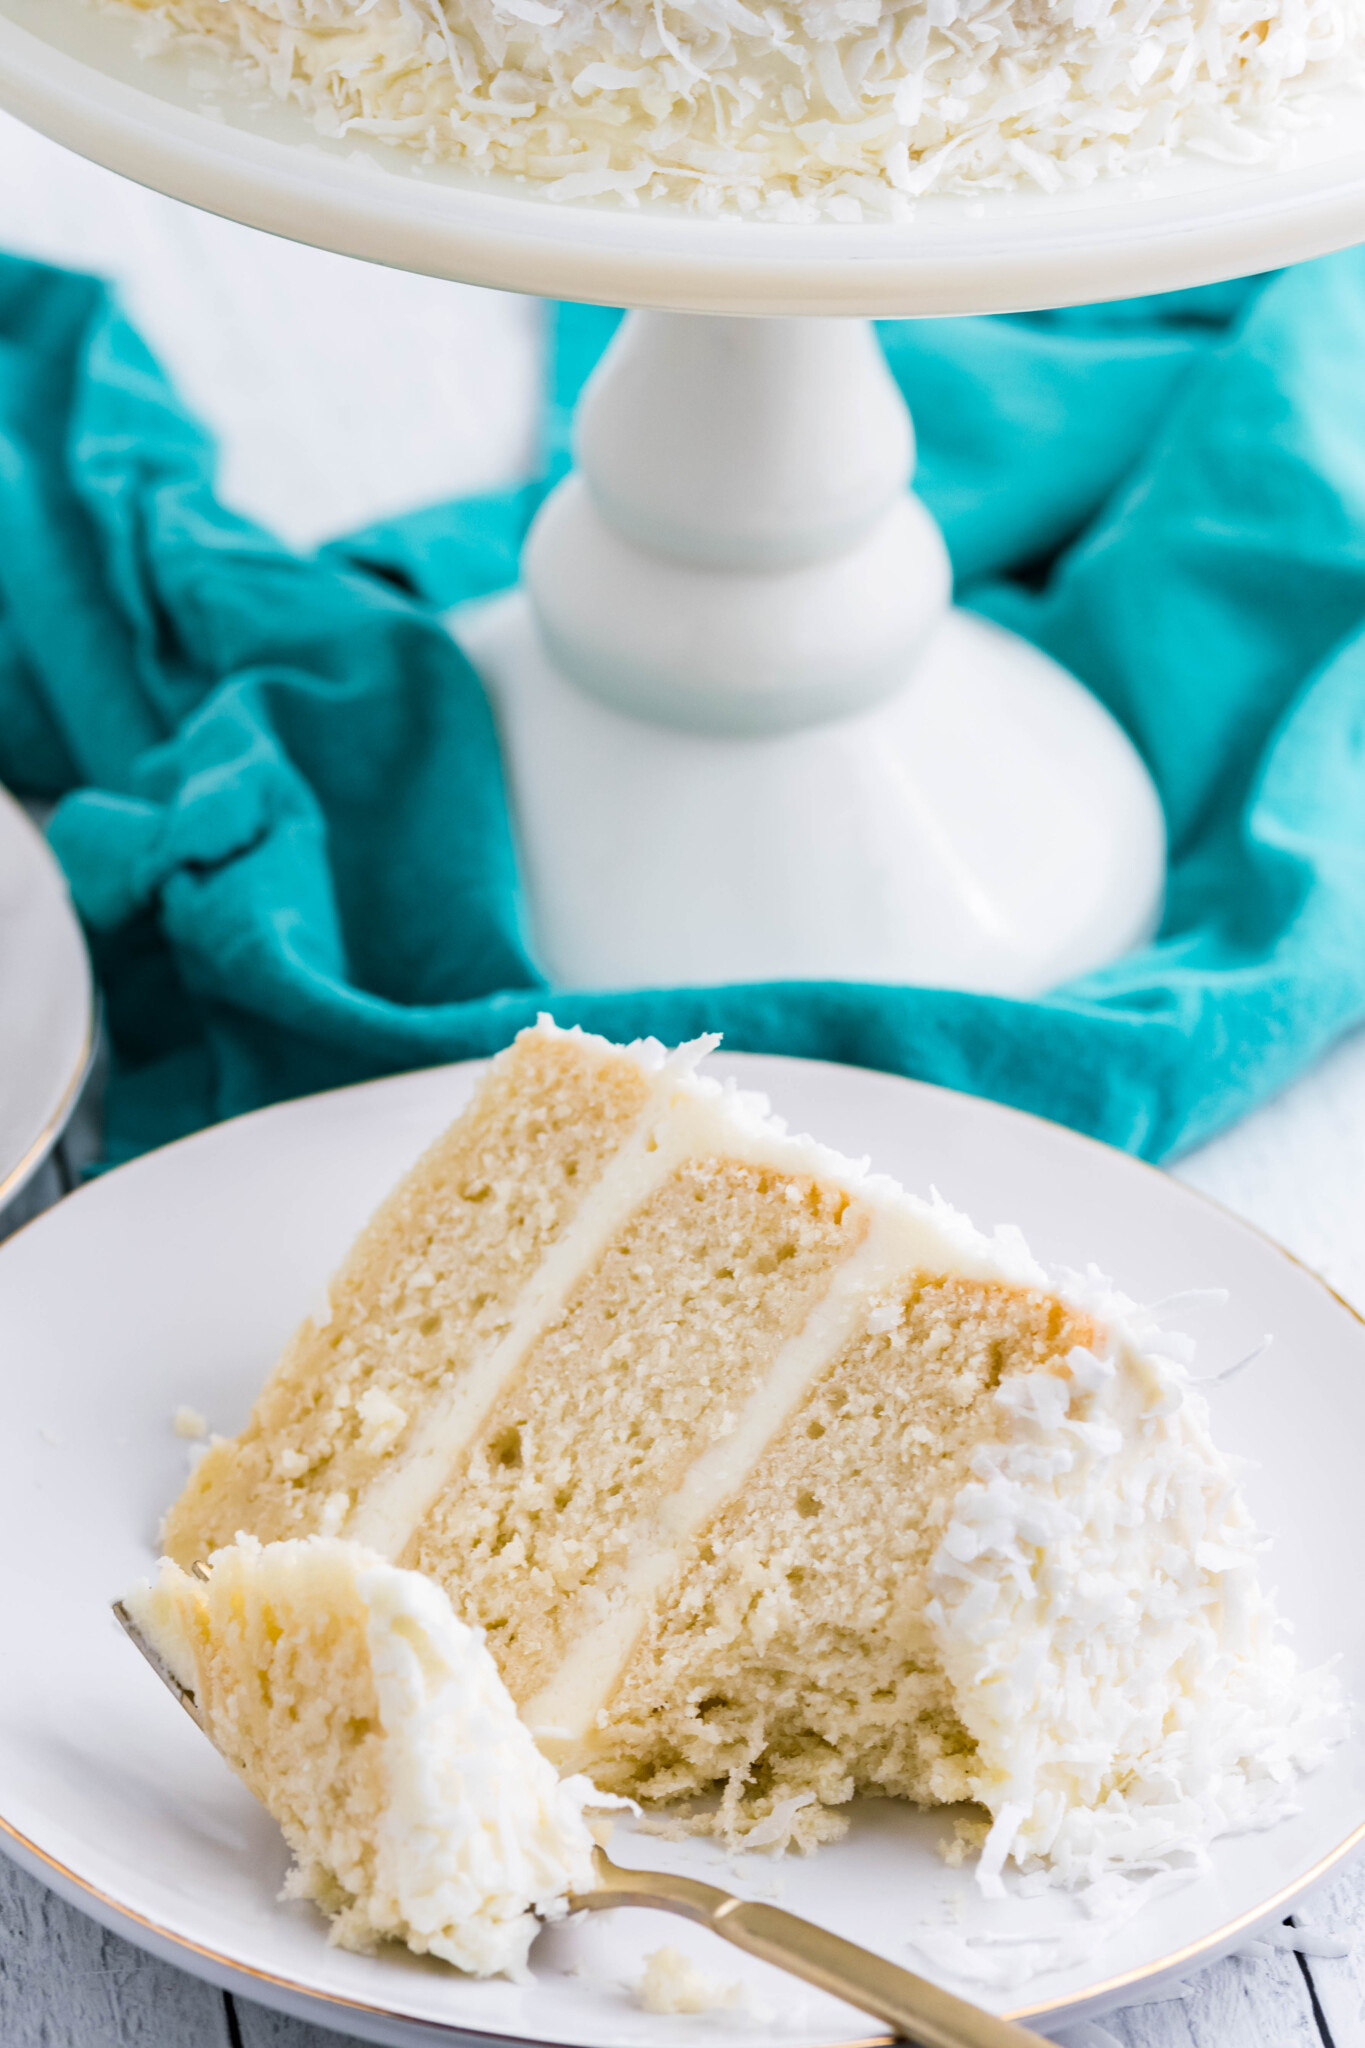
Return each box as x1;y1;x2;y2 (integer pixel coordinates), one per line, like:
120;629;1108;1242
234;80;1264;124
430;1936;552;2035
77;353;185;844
112;1598;207;1733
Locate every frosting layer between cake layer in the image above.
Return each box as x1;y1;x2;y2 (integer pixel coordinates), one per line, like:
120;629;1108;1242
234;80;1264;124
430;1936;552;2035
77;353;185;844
932;1278;1344;1887
517;1195;919;1753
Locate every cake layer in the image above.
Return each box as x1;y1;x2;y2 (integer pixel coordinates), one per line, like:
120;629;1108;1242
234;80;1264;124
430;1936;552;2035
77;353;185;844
165;1027;658;1561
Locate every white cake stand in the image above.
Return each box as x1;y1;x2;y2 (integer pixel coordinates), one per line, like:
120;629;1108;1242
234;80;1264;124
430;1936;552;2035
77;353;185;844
2;3;1364;995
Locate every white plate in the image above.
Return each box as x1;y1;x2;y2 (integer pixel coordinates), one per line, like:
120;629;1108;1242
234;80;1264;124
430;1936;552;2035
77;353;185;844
0;785;94;1216
0;0;1363;315
1;1054;1362;2046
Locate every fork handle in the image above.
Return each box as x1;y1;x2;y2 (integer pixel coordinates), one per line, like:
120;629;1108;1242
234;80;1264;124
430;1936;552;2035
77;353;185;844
572;1860;1050;2048
708;1896;1050;2048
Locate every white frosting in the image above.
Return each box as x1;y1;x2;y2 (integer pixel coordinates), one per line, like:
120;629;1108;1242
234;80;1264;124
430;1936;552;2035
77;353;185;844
346;1551;601;1974
113;0;1364;217
528;1012;718;1080
124;1571;199;1693
927;1279;1346;1898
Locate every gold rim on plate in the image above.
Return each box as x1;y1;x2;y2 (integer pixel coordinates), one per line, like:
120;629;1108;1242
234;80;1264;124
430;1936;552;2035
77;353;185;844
0;1008;96;1215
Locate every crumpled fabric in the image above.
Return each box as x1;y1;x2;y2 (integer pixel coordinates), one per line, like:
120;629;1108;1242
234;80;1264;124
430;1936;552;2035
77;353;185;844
2;252;1363;1168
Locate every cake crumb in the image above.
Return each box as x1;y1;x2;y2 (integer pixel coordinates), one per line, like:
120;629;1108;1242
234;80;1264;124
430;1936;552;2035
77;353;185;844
729;1791;817;1854
173;1406;208;1440
637;1947;743;2015
940;1814;991;1868
356;1386;409;1456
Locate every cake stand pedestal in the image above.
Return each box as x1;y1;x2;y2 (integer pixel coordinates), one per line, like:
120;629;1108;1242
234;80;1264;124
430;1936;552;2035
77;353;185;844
457;311;1164;992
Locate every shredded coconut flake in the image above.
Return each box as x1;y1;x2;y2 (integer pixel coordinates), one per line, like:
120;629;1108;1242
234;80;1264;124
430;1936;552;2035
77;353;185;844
923;1290;1347;1911
106;0;1365;216
728;1789;817;1851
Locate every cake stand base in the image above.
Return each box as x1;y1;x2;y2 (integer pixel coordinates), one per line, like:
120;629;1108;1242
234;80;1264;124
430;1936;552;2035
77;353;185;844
455;592;1165;997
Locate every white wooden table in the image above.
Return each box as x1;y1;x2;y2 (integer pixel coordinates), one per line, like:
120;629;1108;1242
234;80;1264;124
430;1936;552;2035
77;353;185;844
3;106;1365;2048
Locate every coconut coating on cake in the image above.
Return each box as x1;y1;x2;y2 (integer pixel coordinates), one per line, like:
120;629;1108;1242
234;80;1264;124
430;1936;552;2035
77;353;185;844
114;0;1363;217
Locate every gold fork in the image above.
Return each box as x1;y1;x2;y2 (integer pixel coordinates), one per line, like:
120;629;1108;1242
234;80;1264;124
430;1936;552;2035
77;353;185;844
114;1598;1052;2048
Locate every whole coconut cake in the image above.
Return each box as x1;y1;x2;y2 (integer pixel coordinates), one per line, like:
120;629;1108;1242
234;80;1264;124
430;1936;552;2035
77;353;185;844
159;1021;1341;1888
112;0;1365;214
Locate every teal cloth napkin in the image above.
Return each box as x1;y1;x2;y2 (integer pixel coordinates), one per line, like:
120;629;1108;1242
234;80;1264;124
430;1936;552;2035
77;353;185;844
2;253;1364;1169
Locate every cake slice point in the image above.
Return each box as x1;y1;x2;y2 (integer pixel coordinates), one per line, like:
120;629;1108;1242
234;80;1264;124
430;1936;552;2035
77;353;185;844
123;1536;602;1977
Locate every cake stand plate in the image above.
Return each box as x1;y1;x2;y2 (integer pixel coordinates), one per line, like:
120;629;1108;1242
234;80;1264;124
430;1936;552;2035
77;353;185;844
0;785;95;1220
1;0;1364;315
0;1055;1362;2047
